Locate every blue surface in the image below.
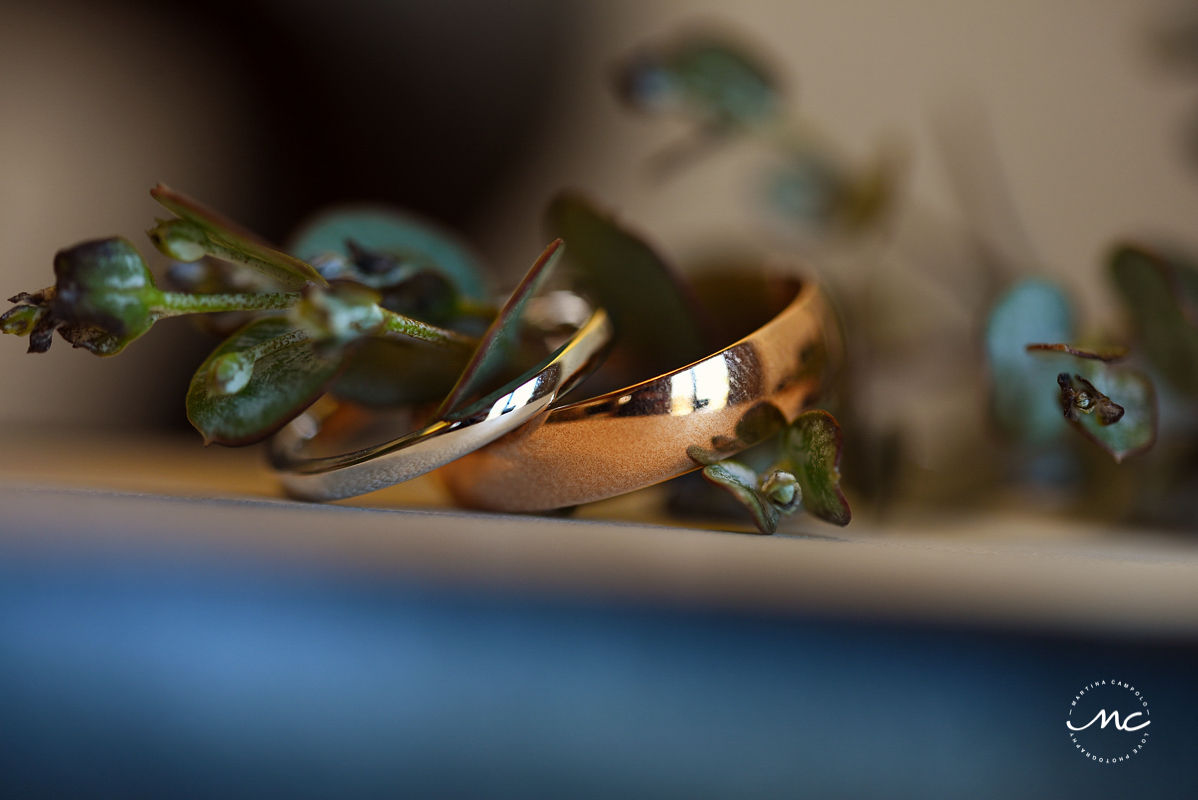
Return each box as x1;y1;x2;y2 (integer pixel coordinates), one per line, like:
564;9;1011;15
0;544;1194;798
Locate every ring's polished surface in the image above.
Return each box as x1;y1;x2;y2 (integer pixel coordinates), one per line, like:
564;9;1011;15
438;278;839;511
270;309;612;501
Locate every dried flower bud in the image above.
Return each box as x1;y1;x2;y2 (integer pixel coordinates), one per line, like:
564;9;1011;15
1058;373;1125;426
50;238;161;355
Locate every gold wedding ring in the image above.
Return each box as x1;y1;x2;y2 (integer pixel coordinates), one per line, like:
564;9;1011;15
438;278;838;511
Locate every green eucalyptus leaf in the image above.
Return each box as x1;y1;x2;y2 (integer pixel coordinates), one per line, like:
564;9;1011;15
701;460;779;534
779;409;851;526
547;192;713;379
615;33;780;126
1110;244;1198;397
150;184;326;290
288;207;489;303
187;317;341;445
438;239;564;415
985;278;1074;442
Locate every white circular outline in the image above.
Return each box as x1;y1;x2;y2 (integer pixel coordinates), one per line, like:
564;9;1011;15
1065;679;1152;765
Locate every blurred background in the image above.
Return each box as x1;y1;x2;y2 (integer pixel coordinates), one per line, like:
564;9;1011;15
4;3;1198;796
3;0;1198;431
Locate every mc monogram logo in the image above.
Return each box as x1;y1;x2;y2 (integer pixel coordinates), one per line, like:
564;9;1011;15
1066;680;1152;764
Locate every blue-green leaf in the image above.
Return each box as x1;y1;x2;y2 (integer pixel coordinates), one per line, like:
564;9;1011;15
615;33;781;126
288;207;489;303
1070;369;1155;463
703;409;849;532
985;278;1074;442
701;460;782;534
767;145;903;235
1035;351;1158;463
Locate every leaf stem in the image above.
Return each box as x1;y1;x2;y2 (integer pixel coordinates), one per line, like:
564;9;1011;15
378;308;476;349
155;290;301;316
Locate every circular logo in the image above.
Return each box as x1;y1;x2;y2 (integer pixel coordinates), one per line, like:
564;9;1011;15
1066;679;1152;764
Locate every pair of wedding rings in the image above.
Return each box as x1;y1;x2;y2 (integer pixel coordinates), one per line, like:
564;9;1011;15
270;275;837;512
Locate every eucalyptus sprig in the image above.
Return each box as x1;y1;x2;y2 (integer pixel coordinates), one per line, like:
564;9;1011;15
614;29;903;236
984;271;1159;464
2;183;853;534
147;184;327;290
0;237;302;356
1109;243;1198;398
1;185;503;445
697;410;851;534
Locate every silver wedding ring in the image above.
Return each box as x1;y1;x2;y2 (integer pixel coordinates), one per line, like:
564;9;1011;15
270;308;612;501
